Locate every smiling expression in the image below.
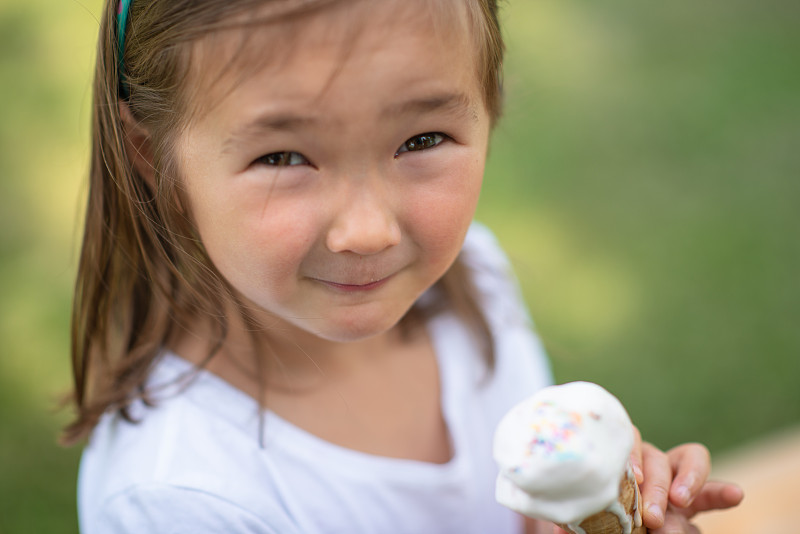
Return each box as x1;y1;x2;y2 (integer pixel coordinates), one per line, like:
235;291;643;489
176;0;491;345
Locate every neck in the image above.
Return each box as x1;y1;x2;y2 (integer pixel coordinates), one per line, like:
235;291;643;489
167;298;415;398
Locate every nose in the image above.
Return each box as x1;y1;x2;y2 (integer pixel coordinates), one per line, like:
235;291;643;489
326;183;401;255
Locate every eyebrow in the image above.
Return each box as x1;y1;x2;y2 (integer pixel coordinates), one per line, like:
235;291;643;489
383;91;478;122
223;114;316;153
222;91;477;151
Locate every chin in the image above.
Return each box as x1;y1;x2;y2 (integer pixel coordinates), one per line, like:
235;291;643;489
319;322;395;343
316;311;408;343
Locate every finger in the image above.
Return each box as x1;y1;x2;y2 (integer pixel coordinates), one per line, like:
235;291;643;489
640;442;672;528
667;443;711;508
525;517;562;534
681;481;744;517
650;510;701;534
629;425;644;483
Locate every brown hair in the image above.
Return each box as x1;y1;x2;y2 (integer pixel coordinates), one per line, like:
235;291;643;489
63;0;505;445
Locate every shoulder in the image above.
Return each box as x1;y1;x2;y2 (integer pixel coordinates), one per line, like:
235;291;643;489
460;222;553;406
82;483;293;534
78;356;297;533
461;221;533;331
462;221;513;274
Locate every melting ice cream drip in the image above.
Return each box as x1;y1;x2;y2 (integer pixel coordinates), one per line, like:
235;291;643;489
564;466;641;534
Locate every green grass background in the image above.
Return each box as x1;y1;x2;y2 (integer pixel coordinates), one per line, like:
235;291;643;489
1;0;797;532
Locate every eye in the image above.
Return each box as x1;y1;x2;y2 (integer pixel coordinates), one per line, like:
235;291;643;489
395;132;446;156
255;151;309;167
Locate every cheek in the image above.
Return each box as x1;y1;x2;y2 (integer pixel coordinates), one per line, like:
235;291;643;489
403;150;485;262
187;177;318;292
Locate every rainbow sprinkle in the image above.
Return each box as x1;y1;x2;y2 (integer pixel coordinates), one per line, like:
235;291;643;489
523;401;594;462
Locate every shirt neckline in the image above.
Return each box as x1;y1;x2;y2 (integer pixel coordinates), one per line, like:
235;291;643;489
152;311;471;483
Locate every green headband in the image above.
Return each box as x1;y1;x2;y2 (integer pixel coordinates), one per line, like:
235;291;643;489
117;0;134;97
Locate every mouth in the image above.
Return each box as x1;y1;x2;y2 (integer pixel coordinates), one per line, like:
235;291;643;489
312;274;394;293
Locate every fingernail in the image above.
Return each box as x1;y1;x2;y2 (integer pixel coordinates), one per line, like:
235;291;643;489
675;485;691;505
632;464;643;481
647;503;664;524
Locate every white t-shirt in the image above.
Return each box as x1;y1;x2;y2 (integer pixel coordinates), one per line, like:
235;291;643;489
78;223;552;534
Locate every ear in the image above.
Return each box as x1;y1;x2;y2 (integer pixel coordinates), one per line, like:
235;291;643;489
119;102;156;190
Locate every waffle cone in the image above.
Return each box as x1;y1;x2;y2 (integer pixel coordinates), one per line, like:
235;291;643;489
556;473;647;534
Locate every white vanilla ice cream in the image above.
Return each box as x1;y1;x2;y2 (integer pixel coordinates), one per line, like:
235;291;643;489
493;381;635;525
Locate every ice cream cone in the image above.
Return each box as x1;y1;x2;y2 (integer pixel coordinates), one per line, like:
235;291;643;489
556;470;646;534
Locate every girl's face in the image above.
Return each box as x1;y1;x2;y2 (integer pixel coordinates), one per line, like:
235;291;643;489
177;0;490;345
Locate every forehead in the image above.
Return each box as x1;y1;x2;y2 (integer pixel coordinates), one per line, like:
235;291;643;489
182;0;482;123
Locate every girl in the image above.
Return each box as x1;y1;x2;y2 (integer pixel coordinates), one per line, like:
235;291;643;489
66;0;742;532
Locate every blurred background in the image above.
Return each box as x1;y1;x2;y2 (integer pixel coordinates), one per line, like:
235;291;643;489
0;0;797;532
